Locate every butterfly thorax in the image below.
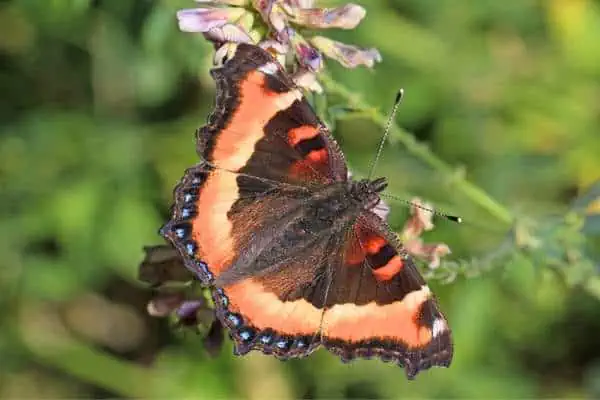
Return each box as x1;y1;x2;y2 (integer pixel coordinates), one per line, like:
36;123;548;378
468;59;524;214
348;177;388;211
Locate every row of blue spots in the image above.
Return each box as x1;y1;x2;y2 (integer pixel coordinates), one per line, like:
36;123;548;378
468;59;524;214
185;242;196;256
224;311;312;352
215;288;229;307
196;260;213;281
181;208;193;218
183;192;195;203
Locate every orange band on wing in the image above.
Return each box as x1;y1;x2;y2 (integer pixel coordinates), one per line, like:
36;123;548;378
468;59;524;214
323;286;433;348
372;255;404;281
193;170;237;275
193;71;302;276
225;279;323;335
212;71;302;171
288;125;319;146
223;279;433;348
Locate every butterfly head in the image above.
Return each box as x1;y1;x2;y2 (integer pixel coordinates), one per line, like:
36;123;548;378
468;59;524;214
350;177;388;210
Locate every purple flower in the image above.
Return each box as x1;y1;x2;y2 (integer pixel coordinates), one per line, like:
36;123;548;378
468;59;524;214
289;3;367;29
177;7;246;33
311;36;381;68
285;28;324;71
139;245;221;352
175;0;382;91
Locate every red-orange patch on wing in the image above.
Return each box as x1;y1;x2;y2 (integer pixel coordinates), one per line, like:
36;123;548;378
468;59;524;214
345;225;390;265
288;125;319;146
290;149;329;178
364;236;386;254
323;286;433;348
372;255;404;281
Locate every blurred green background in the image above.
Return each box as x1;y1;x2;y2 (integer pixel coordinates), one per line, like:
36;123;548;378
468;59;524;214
1;0;600;398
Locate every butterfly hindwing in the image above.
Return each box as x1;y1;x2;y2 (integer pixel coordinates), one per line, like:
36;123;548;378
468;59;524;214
322;212;453;378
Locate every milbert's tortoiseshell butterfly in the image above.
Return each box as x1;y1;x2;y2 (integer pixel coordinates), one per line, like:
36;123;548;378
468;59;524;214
158;43;452;379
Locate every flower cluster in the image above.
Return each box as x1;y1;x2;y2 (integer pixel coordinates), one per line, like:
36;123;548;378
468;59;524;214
399;198;452;269
176;0;381;91
139;245;224;356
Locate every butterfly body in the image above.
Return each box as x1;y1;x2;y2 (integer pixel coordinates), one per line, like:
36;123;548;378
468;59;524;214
161;43;453;379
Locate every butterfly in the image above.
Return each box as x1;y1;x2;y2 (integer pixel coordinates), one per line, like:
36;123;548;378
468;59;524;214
159;43;452;379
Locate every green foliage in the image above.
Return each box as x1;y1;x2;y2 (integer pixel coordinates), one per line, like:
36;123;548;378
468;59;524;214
1;0;599;398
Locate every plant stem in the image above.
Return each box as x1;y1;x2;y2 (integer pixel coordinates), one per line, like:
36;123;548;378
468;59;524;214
321;74;513;225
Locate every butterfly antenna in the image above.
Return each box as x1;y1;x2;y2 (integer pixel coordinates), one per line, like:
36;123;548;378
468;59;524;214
379;193;462;224
367;89;404;180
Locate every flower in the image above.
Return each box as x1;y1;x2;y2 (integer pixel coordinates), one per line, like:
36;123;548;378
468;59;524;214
175;0;382;91
139;245;224;355
288;3;366;29
400;198;452;269
177;7;247;33
310;36;381;68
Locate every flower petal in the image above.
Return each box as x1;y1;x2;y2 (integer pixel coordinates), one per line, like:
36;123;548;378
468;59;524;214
405;240;451;269
203;319;225;357
251;0;275;22
147;293;184;317
284;0;314;8
400;197;435;241
252;1;290;34
194;0;249;5
175;298;215;327
287;29;323;71
269;3;288;33
258;39;290;55
310;36;381;68
291;68;323;93
205;23;254;47
176;300;205;320
291;4;366;29
177;7;246;33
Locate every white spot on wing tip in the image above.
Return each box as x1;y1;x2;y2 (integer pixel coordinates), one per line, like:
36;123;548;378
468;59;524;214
432;318;447;338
